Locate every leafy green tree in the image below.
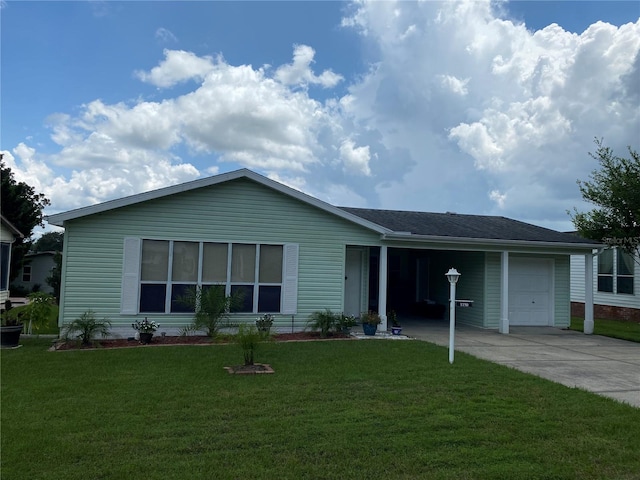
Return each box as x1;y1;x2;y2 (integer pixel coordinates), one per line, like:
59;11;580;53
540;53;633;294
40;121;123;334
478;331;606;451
46;252;62;302
570;139;640;256
0;155;51;282
33;231;64;252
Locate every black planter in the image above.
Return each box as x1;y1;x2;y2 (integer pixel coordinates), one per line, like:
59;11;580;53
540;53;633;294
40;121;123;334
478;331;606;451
362;323;378;336
139;332;154;344
1;324;24;348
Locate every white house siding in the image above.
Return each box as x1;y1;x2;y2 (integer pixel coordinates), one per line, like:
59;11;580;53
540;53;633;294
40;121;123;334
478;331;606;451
570;253;639;309
58;178;381;334
1;222;15;304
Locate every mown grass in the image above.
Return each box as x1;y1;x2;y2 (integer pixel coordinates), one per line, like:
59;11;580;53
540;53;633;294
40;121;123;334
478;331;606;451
2;338;639;480
570;316;640;343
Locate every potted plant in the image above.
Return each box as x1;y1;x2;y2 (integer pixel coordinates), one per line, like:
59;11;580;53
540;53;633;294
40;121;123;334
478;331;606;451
337;313;357;335
1;300;23;348
132;317;160;344
360;311;381;336
256;313;274;333
389;310;402;335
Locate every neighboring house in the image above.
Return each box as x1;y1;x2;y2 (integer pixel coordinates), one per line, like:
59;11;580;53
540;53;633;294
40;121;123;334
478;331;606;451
46;169;601;337
13;251;57;295
571;248;639;321
0;215;24;305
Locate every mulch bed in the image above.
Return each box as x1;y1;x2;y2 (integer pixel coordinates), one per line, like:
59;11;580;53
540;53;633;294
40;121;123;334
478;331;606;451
52;331;353;351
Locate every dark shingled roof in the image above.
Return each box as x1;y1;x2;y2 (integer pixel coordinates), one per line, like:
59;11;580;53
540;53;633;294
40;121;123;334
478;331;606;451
339;207;591;244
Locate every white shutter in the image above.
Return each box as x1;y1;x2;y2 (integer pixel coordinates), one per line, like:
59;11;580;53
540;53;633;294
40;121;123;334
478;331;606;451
281;243;299;314
120;237;141;314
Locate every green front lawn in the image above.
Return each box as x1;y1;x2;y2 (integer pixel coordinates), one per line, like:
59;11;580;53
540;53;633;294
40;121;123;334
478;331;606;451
2;338;639;480
570;316;640;343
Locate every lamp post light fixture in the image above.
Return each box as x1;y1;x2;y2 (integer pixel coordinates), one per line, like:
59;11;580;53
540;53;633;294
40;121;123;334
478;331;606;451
446;268;461;364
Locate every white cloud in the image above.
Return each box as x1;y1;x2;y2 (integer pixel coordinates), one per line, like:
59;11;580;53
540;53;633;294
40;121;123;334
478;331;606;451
339;139;371;176
6;1;639;233
135;49;215;88
275;44;343;88
340;0;640;228
155;27;177;44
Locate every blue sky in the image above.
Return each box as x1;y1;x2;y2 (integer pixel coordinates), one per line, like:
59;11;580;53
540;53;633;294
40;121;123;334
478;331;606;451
2;1;639;236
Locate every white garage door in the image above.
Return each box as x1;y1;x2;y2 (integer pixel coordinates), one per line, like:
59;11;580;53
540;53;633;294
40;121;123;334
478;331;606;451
509;258;553;326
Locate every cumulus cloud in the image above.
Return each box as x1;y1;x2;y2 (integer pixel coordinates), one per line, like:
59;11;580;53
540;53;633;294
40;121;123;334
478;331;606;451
275;44;343;88
6;1;639;232
339;139;371;176
135;49;215;88
340;0;640;227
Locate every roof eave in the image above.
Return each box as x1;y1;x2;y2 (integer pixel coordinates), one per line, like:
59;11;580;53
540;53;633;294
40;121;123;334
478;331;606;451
382;232;603;252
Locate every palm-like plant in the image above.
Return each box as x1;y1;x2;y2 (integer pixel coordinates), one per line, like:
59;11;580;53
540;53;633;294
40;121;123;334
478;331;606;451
181;286;243;337
61;310;111;346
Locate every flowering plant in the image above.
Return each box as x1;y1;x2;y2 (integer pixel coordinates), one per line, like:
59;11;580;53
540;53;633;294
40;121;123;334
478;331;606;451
255;314;274;333
132;317;160;333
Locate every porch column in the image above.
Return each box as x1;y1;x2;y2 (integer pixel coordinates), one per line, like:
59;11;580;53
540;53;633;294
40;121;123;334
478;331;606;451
499;251;509;334
378;245;388;331
584;251;594;334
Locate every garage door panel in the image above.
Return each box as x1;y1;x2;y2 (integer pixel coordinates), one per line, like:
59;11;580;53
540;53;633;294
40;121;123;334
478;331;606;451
509;258;553;326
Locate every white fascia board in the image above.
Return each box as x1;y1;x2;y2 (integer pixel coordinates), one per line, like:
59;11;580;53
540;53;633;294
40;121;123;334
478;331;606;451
45;169;390;234
382;232;603;254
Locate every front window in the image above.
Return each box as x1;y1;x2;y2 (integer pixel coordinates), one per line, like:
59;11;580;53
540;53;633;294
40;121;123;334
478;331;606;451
617;250;635;294
597;248;635;295
139;240;284;314
22;264;32;282
0;243;9;291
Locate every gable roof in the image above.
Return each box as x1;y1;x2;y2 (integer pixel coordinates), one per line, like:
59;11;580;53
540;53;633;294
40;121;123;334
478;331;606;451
45;169;390;234
340;207;593;245
45;168;600;250
1;214;24;238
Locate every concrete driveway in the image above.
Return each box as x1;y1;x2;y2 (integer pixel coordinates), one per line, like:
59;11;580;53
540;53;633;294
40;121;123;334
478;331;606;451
400;318;640;408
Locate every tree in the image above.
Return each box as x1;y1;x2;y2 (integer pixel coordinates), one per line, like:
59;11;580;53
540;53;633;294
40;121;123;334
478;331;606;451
32;231;64;252
570;139;640;256
0;155;51;282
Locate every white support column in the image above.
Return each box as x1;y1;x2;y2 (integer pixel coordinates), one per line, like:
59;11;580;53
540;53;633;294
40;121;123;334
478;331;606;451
499;251;509;334
584;251;594;334
378;246;388;331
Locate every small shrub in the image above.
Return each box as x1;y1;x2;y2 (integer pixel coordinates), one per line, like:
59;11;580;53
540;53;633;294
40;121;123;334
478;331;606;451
308;309;338;338
23;292;56;334
256;313;274;333
235;324;270;366
336;313;357;333
62;310;111;346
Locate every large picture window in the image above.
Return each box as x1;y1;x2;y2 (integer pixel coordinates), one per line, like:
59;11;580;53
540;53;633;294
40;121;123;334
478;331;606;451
138;240;286;314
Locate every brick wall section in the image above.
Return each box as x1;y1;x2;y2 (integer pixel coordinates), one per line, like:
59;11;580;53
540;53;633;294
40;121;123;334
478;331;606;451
571;302;640;322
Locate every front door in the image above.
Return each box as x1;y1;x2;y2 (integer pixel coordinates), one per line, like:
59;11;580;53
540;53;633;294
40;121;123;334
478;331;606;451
344;248;363;316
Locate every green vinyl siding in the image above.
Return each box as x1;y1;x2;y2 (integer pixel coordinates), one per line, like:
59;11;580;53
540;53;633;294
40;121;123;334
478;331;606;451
59;178;380;331
554;255;570;327
484;253;502;329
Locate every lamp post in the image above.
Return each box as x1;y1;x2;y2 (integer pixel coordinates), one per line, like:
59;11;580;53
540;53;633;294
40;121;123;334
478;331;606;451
446;268;461;364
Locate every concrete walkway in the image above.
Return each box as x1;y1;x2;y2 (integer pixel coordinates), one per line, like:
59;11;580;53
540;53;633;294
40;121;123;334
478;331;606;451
400;318;640;408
